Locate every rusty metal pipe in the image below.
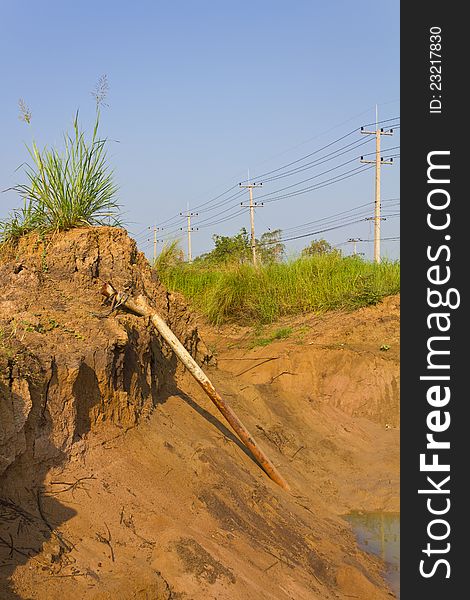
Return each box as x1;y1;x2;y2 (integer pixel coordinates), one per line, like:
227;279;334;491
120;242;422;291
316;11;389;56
101;282;290;491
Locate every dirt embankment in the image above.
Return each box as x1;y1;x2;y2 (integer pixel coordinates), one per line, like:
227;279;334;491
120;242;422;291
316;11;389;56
0;229;399;600
0;228;211;482
204;296;400;428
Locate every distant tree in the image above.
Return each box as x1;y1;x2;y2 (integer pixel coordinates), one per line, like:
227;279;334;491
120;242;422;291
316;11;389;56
198;228;251;264
301;238;337;257
258;229;285;263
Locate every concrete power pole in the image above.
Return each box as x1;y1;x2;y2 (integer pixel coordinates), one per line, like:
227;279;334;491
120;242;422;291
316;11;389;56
153;226;158;263
152;226;163;263
239;182;263;265
180;212;198;262
347;237;362;256
360;107;394;263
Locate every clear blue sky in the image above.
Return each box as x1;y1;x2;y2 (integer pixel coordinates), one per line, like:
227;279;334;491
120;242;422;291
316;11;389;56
0;0;399;261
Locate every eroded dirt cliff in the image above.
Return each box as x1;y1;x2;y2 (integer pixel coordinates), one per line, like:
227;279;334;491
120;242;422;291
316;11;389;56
0;229;399;600
0;227;211;486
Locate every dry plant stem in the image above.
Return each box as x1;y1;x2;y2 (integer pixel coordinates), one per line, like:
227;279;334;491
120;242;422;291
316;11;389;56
100;282;290;492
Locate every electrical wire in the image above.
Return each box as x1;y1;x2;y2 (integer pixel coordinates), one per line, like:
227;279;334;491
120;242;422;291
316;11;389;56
158;164;399;241
239;117;399;183
254;146;400;201
258;137;375;183
150;116;399;228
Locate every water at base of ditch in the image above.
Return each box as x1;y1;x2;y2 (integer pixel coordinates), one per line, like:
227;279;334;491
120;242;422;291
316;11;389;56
344;511;400;598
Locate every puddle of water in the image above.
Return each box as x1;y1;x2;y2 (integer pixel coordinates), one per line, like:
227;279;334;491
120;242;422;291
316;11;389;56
344;511;400;598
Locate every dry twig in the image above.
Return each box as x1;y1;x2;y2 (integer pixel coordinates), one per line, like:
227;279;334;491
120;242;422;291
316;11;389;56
95;523;115;562
48;475;96;498
0;534;32;559
270;371;297;383
290;445;305;461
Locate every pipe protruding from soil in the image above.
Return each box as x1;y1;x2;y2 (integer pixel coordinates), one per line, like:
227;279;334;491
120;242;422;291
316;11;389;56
100;282;290;492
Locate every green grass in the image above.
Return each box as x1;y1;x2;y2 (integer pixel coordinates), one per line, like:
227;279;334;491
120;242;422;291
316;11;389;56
1;112;119;245
157;253;400;325
251;327;294;347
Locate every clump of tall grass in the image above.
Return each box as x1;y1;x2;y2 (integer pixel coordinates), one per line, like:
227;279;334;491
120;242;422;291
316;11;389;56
157;253;400;325
153;240;184;270
1;91;119;245
1;115;119;246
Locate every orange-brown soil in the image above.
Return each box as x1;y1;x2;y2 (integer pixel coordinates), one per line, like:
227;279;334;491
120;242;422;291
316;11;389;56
0;229;399;599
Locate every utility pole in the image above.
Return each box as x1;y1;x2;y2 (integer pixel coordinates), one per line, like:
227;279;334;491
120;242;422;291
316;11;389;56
360;106;394;263
152;226;164;263
347;237;362;256
239;182;263;266
180;212;198;262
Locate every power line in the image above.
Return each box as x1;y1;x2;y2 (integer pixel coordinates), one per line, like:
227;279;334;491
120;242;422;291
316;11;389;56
280;198;400;232
127;225;150;238
196;188;245;215
194;141;396;218
150;115;399;228
151;187;245;237
362;116;400;128
241;107;399;177
157;166;382;243
255;145;400;201
361;236;400;242
262;153;399;204
240;128;359;182
156;164;399;248
261;164;375;203
197;207;248;229
137;111;400;257
159;197;400;244
193;136;384;216
152;185;245;230
279;204;398;236
160;166;396;241
334;236;400;249
259;137;375;183
258;129;398;185
239;117;399;183
189;203;246;227
274;217;375;244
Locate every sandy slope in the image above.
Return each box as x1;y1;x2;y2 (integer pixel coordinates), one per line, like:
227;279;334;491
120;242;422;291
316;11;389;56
0;230;399;599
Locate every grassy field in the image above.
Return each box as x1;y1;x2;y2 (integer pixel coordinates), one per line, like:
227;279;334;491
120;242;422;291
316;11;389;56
157;253;400;325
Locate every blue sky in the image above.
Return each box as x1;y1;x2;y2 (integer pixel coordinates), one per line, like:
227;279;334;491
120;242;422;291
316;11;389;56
0;0;399;260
